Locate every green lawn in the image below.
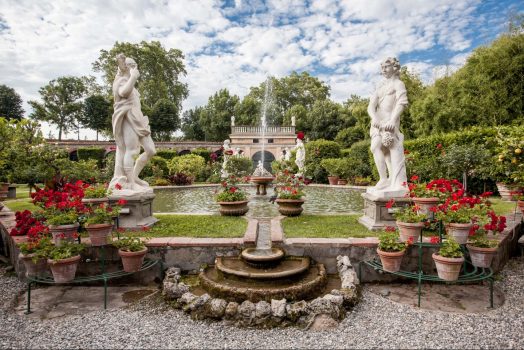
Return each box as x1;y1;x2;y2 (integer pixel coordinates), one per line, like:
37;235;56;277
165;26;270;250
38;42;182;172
282;214;375;238
3;199;38;212
489;198;519;215
130;214;248;238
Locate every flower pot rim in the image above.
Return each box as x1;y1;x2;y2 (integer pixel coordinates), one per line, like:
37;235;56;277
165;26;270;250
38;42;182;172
432;253;464;263
396;221;425;227
85;222;113;228
19;252;39;259
376;248;406;256
118;247;148;256
82;197;109;201
412;196;440;201
217;200;249;205
446;222;473;227
48;254;81;265
466;244;498;252
48;222;80;229
275;198;305;203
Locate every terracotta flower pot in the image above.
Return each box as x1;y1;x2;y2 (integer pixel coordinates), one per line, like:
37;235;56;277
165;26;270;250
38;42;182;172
119;248;148;272
432;253;464;281
517;200;524;215
412;197;439;218
48;223;79;246
85;223;113;246
328;176;339;185
217;200;249;216
446;222;472;244
275;198;305;217
337;179;348;186
396;221;424;242
81;197;109;206
48;255;81;283
19;253;48;278
467;244;498;268
377;248;406;272
496;182;517;201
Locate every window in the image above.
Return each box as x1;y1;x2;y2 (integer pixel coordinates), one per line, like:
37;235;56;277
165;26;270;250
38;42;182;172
253;139;259;143
268;139;274;143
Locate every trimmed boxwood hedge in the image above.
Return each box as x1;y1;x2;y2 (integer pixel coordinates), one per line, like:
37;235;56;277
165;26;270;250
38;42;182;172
156;150;179;160
77;147;106;168
305;139;341;183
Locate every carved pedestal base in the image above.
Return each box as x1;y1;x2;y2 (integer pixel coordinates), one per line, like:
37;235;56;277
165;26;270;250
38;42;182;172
109;192;158;230
358;193;412;231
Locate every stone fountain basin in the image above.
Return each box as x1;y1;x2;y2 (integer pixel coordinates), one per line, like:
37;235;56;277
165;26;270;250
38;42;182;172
241;247;285;265
250;176;274;184
199;261;327;303
216;256;309;279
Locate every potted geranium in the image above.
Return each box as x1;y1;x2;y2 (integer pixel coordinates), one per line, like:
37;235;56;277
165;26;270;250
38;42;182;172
435;201;478;244
18;236;52;278
82;183;110;206
44;209;80;245
466;211;505;268
84;201;123;246
47;239;85;283
376;227;409;272
113;236;148;272
215;175;249;216
432;237;464;281
274;169;306;216
393;204;427;242
408;177;464;217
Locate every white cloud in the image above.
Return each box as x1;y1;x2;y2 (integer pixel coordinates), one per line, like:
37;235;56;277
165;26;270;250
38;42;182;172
0;0;501;139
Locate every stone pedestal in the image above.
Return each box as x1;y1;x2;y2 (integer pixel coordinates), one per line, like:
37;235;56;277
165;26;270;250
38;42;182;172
109;192;158;230
358;193;412;231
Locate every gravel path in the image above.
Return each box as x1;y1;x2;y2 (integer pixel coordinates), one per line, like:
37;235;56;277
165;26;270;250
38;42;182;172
1;258;523;349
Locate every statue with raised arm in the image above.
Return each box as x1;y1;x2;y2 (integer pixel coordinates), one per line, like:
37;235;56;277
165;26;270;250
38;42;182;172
367;57;408;196
294;132;306;177
109;53;156;194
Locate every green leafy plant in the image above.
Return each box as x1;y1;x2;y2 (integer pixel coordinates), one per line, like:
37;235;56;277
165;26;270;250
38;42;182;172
83;183;109;199
393;205;427;223
437;237;463;258
320;158;343;177
47;241;85;261
378;229;408;252
469;234;498;248
167;154;206;180
215;175;248;202
113;236;147;252
225;156;253;178
19;236;53;262
85;202;121;225
45;211;79;226
436;204;477;224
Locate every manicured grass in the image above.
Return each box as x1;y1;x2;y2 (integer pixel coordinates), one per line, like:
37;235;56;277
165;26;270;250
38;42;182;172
128;214;248;238
3;199;38;212
489;198;519;215
282;214;375;238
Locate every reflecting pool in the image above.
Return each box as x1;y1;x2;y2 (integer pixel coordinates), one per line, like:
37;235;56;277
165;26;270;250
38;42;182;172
153;186;365;217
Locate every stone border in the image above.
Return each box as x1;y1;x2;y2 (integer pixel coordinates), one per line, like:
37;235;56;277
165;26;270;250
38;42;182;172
162;255;360;328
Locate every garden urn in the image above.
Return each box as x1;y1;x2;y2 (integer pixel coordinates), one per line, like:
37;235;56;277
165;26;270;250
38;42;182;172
217;200;249;216
275;198;305;217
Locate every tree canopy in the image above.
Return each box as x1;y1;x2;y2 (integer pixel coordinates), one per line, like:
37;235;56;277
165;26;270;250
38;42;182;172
0;85;24;121
79;95;112;141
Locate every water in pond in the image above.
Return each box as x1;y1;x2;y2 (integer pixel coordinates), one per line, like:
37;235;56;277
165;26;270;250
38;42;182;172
152;186;364;217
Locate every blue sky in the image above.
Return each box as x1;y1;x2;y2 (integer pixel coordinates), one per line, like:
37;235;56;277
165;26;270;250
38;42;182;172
0;0;522;139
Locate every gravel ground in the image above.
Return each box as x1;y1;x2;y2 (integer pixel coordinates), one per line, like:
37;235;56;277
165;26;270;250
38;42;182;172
1;258;523;349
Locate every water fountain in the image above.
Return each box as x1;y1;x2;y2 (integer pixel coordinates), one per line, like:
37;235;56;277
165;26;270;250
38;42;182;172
249;77;275;195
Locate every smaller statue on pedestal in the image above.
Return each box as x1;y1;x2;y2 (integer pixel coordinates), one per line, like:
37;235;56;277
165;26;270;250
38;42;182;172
294;132;306;177
221;139;232;178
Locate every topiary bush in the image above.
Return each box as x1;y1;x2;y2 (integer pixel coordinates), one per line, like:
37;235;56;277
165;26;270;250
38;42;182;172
77;147;106;168
225;156;253;177
141;156;169;179
305;139;341;183
156;150;179;160
191;148;212;162
167;154;206;181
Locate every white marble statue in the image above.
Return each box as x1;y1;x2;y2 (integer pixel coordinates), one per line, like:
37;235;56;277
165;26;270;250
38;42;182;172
284;147;291;161
367;57;408;197
231;115;235;127
294;137;305;177
291;115;296;127
221;139;232;178
109;53;156;194
252;160;272;177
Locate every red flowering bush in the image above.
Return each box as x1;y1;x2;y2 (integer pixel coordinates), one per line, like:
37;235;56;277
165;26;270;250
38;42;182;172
31;181;86;226
10;210;44;237
407;176;464;200
275;169;305;200
215;175;247;202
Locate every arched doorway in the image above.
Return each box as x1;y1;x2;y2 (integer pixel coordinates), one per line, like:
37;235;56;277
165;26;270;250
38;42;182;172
251;151;275;173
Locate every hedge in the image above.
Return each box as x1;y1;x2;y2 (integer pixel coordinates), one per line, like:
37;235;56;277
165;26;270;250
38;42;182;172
77;147;106;168
305;139;341;183
191;147;212;162
156;150;179;160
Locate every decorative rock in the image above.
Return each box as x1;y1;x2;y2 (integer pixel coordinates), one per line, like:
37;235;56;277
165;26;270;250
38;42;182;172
188;293;211;312
179;292;197;310
308;314;339;331
224;301;239;320
286;300;308;322
238;300;256;326
165;267;182;281
323;294;344;308
206;298;227;319
163;281;190;300
380;288;391;297
336;255;359;289
308;297;340;320
255;301;271;325
271;299;287;318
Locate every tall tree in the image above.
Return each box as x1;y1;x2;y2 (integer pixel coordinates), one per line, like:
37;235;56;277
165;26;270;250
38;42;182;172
28;76;87;140
0;85;24;120
150;98;180;141
306;100;354;140
79;95;111;140
199;89;240;141
181;107;206;141
181;107;205;140
92;41;188;116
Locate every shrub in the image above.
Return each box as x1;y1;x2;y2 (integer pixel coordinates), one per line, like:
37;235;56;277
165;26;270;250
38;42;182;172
225;156;253;177
305;139;341;183
77;147;106;168
320;158;344;177
56;159;101;183
156;150;179;160
167;154;206;180
191;148;212;162
141;156;169;179
168;173;193;185
342;140;374;180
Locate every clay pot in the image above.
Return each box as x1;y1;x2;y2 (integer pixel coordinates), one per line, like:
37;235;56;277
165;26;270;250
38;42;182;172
119;248;148;272
327;176;339;186
412;197;439;218
48;223;79;246
275;198;305;217
0;182;8;201
48;255;81;283
496;182;517;201
467;244;498;268
517;200;524;215
85;223;113;246
377;248;405;272
19;253;48;278
396;221;424;242
337;179;348;186
217;200;249;216
446;222;473;244
432;253;464;281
